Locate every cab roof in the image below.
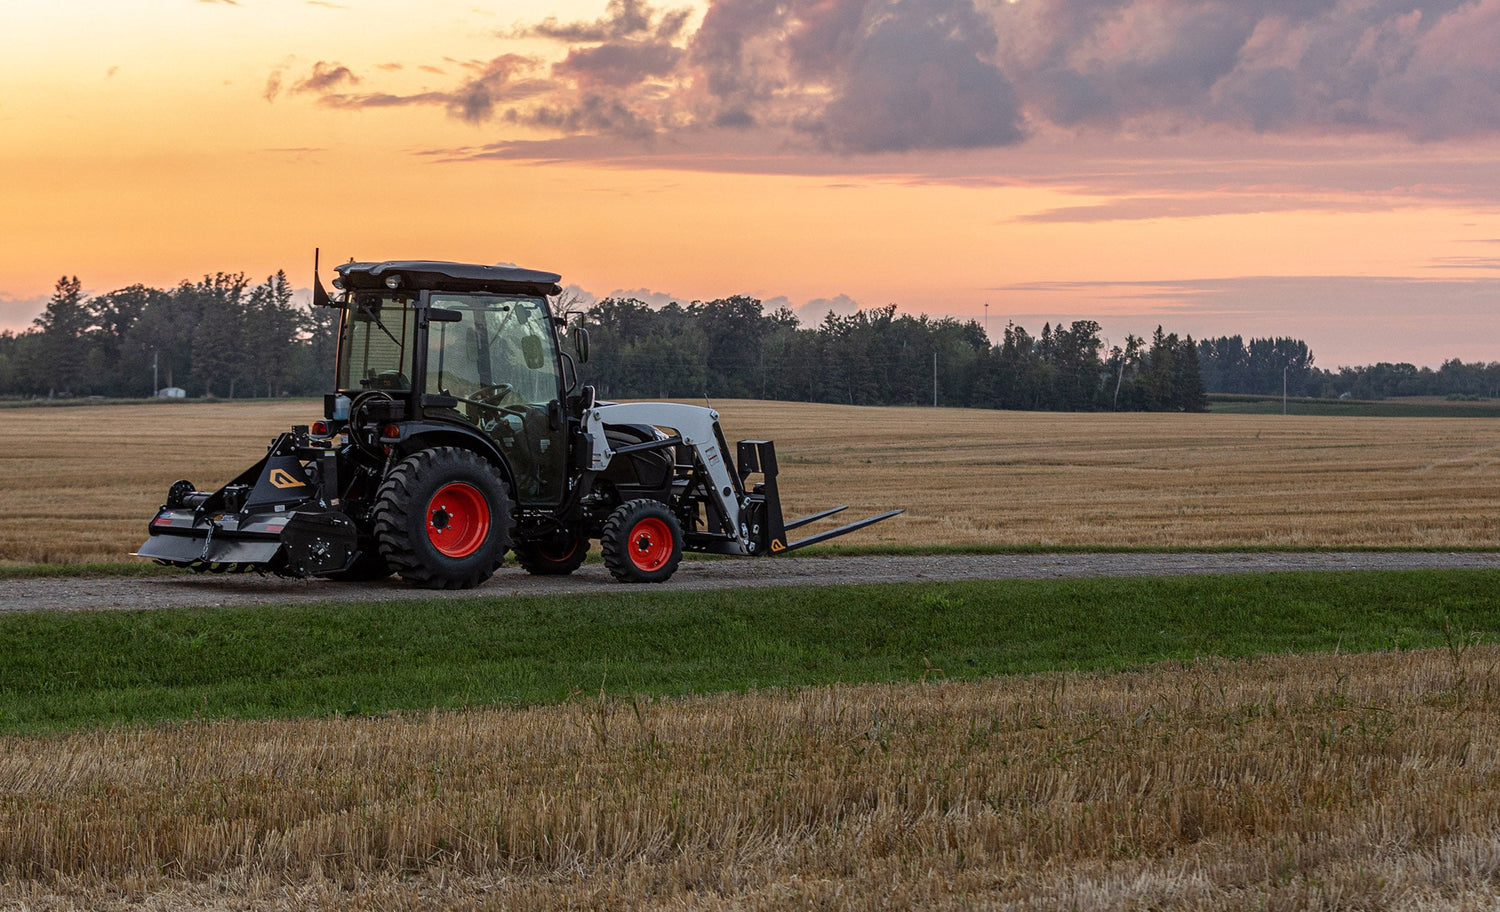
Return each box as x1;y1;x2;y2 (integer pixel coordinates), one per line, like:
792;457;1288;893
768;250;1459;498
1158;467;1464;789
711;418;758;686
336;260;563;297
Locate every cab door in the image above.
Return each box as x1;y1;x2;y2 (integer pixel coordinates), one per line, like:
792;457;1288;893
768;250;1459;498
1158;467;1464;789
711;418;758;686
425;293;567;505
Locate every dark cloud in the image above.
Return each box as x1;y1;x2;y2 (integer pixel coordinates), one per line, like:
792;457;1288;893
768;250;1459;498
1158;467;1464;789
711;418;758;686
293;0;1500;155
813;0;1024;151
304;55;551;123
294;61;359;94
512;93;655;137
263;70;282;103
521;0;690;42
554;41;684;87
999;0;1500;141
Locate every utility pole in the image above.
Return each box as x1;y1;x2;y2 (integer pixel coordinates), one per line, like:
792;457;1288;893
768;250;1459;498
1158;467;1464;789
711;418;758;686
933;351;938;407
983;301;989;340
152;348;158;398
1283;364;1288;415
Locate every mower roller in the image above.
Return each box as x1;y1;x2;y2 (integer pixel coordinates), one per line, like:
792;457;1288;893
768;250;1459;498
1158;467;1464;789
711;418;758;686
137;259;901;588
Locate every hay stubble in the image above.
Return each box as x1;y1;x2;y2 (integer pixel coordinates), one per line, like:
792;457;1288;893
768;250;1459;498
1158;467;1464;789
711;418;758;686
1;400;1497;564
3;646;1500;909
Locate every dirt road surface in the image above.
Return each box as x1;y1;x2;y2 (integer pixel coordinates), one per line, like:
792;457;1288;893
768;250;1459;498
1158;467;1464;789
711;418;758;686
3;551;1498;614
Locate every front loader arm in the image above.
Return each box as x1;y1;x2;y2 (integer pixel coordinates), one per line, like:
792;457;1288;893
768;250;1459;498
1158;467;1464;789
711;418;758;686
582;402;903;557
584;402;754;552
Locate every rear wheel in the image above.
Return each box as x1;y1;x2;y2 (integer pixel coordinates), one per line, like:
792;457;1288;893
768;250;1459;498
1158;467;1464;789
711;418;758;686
514;537;589;576
372;447;513;589
600;499;682;583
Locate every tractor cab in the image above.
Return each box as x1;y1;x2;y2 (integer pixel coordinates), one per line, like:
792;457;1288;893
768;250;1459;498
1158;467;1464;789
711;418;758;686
329;261;576;506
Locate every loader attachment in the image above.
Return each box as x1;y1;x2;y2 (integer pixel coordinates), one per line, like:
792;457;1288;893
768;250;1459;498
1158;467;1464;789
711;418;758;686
735;440;903;555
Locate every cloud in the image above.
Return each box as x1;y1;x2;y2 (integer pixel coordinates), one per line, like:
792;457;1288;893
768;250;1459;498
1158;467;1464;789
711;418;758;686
519;0;689;42
263;70;282;103
603;287;683;308
997;0;1500;141
793;293;863;323
811;0;1023;151
554;40;684;88
309;56;553;123
0;293;48;333
288;0;1500;161
294;61;359;94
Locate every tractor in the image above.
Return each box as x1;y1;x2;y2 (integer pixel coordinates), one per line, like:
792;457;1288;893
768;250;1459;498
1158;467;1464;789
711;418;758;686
137;259;900;588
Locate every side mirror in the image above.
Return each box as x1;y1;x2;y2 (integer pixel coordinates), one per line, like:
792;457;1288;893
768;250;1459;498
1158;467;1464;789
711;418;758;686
572;325;590;364
521;335;545;370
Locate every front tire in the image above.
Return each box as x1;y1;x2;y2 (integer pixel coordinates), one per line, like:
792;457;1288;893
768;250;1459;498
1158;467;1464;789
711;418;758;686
372;447;513;589
600;499;682;583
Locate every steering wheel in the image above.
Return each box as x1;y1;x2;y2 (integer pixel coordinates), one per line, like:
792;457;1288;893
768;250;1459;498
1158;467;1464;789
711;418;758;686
469;383;514;406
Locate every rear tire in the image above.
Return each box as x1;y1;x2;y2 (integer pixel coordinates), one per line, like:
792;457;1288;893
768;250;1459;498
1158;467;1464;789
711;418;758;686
600;499;682;583
372;447;513;589
514;537;589;576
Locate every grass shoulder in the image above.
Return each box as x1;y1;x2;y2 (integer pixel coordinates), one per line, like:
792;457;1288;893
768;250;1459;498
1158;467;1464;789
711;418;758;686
2;568;1497;734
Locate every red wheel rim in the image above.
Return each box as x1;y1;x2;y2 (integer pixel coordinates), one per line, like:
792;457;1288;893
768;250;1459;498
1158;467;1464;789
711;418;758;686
628;517;672;572
426;482;490;558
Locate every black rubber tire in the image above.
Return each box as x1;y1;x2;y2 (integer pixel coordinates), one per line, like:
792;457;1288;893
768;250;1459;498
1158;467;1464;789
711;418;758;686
322;546;394;582
372;447;513;589
600;499;683;584
514;537;589;576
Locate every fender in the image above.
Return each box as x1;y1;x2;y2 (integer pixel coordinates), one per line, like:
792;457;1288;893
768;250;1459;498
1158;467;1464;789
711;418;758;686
389;419;519;496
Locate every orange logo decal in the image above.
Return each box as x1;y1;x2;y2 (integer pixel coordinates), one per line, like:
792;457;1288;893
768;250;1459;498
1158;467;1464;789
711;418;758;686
771;539;785;553
269;469;305;489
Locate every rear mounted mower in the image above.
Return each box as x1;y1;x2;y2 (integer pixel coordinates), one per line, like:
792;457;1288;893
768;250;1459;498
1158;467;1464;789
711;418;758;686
136;258;902;588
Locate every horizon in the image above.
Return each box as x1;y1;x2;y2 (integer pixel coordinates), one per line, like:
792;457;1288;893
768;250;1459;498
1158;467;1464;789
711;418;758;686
4;0;1499;370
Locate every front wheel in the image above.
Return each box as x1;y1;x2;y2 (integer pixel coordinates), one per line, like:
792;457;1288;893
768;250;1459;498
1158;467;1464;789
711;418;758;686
600;499;683;583
372;447;513;589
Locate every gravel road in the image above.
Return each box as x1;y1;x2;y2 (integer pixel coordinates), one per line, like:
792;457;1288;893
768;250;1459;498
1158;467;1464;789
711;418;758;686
3;551;1498;614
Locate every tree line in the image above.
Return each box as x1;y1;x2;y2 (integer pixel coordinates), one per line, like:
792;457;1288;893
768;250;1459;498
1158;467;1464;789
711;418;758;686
1195;334;1500;401
579;296;1208;411
0;274;336;399
3;273;1494;408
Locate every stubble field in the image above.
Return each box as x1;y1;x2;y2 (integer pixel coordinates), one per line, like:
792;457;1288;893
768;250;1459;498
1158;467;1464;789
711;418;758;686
5;399;1500;908
1;398;1498;565
5;644;1500;909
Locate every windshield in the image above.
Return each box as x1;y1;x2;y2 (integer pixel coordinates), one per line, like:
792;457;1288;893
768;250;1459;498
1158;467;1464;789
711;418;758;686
337;293;417;391
426;293;560;406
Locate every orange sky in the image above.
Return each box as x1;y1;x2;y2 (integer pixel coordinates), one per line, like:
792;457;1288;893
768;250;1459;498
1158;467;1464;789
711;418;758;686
4;0;1500;366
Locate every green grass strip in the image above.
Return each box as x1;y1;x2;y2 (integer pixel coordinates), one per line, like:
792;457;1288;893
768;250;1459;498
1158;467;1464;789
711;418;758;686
1;569;1497;734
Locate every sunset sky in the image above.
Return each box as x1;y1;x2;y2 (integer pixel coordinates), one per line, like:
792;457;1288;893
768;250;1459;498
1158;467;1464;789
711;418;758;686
3;0;1499;367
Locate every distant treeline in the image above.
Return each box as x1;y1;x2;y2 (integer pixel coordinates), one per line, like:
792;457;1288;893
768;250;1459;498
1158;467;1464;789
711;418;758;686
1;275;1495;409
1198;335;1500;400
0;274;336;399
581;297;1208;411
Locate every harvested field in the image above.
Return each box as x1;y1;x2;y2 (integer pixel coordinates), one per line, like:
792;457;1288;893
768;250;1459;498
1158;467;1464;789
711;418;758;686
3;645;1500;910
1;400;1497;564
